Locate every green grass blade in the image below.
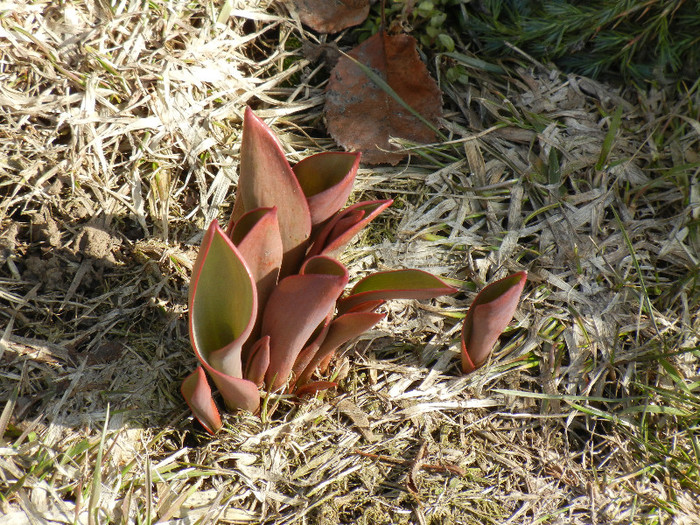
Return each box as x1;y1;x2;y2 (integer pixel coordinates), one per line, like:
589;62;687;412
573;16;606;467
596;105;623;170
611;206;661;336
443;52;506;74
88;404;110;525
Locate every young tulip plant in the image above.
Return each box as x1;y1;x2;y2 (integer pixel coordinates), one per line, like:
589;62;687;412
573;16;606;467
181;107;527;434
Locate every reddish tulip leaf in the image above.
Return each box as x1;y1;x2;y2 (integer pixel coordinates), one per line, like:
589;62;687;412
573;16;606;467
181;366;222;434
231;107;311;274
290;0;369;34
290;316;331;386
295;381;338;398
291;307;334;376
345;299;385;314
296;311;385;386
204;364;261;413
325;31;442;165
308;209;363;257
293;152;361;226
320;312;385;354
262;256;349;391
300;253;349;278
189;221;257;377
292;344;322;385
461;271;527;374
338;269;457;313
188;221;261;413
308;199;393;258
244;335;270;387
229;207;283;335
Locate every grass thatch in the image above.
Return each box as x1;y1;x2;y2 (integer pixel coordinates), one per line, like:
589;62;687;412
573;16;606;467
1;1;698;524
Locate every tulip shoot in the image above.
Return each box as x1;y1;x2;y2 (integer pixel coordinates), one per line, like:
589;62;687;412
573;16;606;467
182;107;526;434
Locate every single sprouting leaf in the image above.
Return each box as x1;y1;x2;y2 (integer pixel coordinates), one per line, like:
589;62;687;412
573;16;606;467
188;220;260;413
230;107;312;275
181;366;222;434
244;336;270;387
190;221;257;376
228;207;283;338
325;31;442;165
290;0;370;34
461;271;527;374
308;199;393;257
293;151;361;226
338;269;457;313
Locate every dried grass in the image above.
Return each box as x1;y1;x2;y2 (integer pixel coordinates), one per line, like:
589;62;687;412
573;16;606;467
1;1;699;524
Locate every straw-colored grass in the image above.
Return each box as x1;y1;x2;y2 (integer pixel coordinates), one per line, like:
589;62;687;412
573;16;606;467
1;1;698;524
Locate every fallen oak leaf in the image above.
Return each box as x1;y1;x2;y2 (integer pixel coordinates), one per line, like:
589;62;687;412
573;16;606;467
325;31;442;165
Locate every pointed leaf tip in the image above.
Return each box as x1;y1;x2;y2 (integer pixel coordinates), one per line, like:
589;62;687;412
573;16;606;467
189;220;257;377
338;269;457;313
188;221;261;413
308;199;393;258
181;367;222;434
461;271;527;374
233;107;311;274
294;151;361;226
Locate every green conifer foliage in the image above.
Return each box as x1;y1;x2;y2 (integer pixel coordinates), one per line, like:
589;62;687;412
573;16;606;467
467;0;700;83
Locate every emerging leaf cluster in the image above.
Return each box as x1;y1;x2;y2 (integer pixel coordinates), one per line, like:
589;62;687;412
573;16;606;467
182;108;458;433
181;108;526;434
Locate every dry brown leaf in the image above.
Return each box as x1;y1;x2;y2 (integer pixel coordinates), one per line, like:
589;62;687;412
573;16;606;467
325;31;442;165
289;0;370;34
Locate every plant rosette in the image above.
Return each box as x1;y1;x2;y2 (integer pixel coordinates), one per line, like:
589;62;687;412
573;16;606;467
181;107;527;434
